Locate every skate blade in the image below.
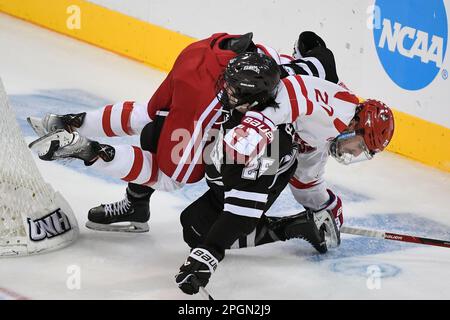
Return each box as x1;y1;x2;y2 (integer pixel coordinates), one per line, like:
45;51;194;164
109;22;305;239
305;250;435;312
85;221;149;233
28;129;74;158
27;116;47;137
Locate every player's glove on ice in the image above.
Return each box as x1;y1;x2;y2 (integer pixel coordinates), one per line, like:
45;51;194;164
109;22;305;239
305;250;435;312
310;189;343;249
324;189;343;229
175;247;223;295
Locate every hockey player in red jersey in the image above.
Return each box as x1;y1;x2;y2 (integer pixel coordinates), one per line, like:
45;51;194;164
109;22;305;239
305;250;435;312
175;32;394;261
28;31;339;233
27;31;395;296
175;56;395;296
212;32;395;256
204;71;395;256
29;31;395;245
200;97;395;252
29;32;276;232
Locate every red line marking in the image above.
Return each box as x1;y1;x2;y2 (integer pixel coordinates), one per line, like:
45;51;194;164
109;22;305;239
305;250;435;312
0;287;29;300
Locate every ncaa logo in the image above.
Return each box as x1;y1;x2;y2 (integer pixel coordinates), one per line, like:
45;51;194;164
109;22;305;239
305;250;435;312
373;0;448;90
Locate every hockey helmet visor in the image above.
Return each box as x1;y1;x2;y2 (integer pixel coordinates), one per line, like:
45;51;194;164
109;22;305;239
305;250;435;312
329;131;374;165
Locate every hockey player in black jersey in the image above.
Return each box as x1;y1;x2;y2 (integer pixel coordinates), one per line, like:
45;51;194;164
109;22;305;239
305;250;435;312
175;52;339;295
27;31;339;235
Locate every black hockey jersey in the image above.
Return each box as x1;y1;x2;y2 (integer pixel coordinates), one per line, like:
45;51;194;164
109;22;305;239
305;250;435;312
206;110;297;216
189;109;298;253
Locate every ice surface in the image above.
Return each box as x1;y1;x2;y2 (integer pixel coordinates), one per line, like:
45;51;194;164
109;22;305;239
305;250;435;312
0;13;449;300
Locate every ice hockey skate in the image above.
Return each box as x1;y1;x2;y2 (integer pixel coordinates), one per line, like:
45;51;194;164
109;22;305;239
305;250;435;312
27;112;86;137
86;188;150;233
28;129;114;164
268;209;340;254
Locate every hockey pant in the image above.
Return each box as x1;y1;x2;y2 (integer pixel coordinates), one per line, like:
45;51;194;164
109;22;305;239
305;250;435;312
288;147;330;211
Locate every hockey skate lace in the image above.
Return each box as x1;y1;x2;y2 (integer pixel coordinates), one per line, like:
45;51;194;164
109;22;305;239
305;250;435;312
104;197;132;217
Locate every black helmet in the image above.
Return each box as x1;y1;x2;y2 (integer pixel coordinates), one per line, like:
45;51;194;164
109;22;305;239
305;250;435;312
218;52;280;110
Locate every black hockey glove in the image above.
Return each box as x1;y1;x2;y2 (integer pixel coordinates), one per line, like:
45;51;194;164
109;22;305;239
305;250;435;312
175;247;222;295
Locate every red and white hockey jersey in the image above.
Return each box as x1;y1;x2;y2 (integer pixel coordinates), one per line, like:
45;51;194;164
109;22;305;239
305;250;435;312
259;75;361;210
147;36;282;184
82;33;283;188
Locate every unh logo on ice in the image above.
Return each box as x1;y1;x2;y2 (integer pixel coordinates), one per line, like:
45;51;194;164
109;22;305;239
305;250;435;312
373;0;448;90
27;209;72;241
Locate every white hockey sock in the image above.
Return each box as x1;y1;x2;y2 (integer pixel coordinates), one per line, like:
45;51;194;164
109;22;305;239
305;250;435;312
78;101;151;137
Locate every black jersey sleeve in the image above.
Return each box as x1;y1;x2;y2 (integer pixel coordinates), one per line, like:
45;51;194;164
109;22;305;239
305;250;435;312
202;125;298;254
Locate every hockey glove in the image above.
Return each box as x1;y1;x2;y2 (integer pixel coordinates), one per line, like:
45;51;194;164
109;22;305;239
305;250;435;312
224;111;275;165
175;247;222;295
311;189;343;249
324;189;343;229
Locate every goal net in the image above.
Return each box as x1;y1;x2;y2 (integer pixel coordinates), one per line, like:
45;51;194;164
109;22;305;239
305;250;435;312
0;78;78;256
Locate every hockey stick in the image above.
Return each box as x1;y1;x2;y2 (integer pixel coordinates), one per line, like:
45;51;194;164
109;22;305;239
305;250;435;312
341;226;450;248
198;286;214;301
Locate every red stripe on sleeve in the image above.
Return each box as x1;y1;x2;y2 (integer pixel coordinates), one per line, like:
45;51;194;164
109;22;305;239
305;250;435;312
333;118;348;133
294;75;314;115
281;78;300;122
122;146;144;182
289;177;319;189
280;54;294;61
334;91;360;105
121;101;135;135
102;104;116;137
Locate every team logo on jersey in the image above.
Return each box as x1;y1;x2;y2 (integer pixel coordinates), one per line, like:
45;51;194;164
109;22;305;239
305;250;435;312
27;209;72;241
373;0;448;90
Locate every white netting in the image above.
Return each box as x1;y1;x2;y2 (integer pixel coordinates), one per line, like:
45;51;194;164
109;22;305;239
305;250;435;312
0;78;78;256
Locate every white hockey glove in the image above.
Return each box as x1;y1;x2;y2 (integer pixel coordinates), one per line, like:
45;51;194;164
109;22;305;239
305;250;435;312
313;189;343;248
